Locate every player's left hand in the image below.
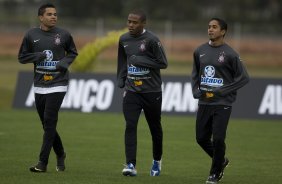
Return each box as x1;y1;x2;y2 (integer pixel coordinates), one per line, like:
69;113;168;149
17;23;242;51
128;55;137;65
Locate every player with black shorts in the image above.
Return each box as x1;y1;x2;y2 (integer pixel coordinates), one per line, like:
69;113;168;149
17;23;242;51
191;18;249;184
117;9;168;176
18;3;78;172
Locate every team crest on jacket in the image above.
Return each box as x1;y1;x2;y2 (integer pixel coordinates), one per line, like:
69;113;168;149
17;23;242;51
43;50;53;61
54;34;61;45
218;51;225;63
139;40;146;52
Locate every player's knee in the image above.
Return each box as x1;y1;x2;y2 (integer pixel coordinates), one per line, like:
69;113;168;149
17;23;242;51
212;138;225;146
196;137;209;147
125;122;137;131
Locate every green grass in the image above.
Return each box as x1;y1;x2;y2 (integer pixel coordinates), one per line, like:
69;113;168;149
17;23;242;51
0;110;281;184
1;54;281;183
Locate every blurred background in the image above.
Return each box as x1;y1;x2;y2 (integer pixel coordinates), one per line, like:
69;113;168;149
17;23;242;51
0;0;282;109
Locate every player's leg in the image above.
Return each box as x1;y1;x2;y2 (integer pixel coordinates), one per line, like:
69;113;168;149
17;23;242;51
39;92;65;169
209;105;232;181
122;91;142;176
48;93;66;171
196;105;213;157
30;93;48;172
35;93;46;125
143;92;163;161
143;92;162;176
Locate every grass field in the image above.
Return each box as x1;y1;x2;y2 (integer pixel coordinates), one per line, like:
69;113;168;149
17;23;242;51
0;110;281;184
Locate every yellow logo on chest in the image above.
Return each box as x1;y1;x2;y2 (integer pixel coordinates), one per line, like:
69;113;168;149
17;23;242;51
43;74;53;81
134;80;142;86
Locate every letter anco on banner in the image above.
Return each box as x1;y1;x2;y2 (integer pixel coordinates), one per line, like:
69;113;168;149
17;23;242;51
62;79;114;112
62;79;85;109
162;82;198;112
81;79;99;112
94;80;114;110
258;85;282;115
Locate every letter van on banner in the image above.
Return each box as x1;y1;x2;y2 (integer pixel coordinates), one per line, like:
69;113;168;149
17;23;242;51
13;71;282;119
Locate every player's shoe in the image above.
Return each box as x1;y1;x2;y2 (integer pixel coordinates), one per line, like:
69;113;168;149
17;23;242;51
218;157;229;180
56;152;66;171
150;160;161;176
206;173;220;184
206;158;229;183
122;163;137;176
29;161;47;173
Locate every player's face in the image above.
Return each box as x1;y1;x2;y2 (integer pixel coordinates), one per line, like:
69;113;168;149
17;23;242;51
39;8;57;30
208;20;225;41
127;14;145;36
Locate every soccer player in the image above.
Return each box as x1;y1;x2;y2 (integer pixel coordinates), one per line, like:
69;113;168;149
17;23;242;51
18;3;78;172
117;9;168;176
191;18;249;184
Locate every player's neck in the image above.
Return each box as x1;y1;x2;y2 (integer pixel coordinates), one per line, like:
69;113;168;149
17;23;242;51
209;38;224;47
40;24;54;32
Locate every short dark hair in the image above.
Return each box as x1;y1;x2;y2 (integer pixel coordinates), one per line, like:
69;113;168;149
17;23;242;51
38;3;56;16
129;9;147;22
210;17;228;32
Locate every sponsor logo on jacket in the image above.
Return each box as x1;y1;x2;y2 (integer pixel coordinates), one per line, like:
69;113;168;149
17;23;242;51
128;64;150;75
36;50;59;70
201;65;223;87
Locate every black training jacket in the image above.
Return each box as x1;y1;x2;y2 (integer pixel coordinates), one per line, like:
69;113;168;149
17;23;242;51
18;27;78;88
191;42;249;106
117;30;168;93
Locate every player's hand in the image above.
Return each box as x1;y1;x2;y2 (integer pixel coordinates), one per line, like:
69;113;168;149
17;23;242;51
205;92;214;98
35;52;47;64
129;55;137;60
128;55;137;65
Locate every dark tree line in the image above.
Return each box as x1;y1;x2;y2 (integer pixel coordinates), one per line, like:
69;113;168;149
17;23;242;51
55;0;280;23
1;0;280;23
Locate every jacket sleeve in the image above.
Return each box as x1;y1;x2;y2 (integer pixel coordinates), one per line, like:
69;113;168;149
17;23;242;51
117;39;127;88
191;50;203;99
214;56;250;96
56;34;78;71
129;39;168;69
18;33;46;64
